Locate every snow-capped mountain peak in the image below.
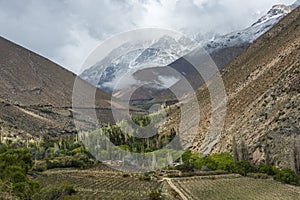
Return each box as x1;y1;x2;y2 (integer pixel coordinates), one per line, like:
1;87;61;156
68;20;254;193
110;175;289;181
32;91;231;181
201;4;293;54
252;4;292;27
80;1;297;98
80;35;198;92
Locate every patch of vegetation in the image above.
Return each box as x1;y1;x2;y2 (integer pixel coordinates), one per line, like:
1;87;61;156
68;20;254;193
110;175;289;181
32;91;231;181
273;168;299;185
149;190;162;200
32;182;76;200
0;144;40;199
175;150;300;186
37;170;160;199
90;114;178;153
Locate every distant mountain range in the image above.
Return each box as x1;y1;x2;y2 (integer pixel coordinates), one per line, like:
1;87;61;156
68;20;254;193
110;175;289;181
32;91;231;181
80;1;298;103
79;35;197;93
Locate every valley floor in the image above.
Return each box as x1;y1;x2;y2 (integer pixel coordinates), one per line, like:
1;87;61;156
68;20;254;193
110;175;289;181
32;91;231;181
35;168;300;200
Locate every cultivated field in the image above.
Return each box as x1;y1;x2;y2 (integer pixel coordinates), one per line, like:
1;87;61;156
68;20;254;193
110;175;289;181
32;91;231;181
36;170;300;200
167;175;300;200
37;169;160;200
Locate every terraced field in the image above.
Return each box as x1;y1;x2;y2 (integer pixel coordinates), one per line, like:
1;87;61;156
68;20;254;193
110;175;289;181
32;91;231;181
37;169;160;200
168;175;300;200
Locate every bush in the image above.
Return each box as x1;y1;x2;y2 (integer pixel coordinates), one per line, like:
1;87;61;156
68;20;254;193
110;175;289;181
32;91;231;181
179;151;234;172
139;174;151;181
34;160;48;172
0;145;40;199
181;150;193;163
0;147;33;173
3;166;27;183
68;146;86;156
201;157;218;170
13;180;40;199
122;173;130;178
175;162;194;172
45;155;90;169
149;191;162;200
258;164;277;175
210;153;235;171
273;168;299;185
233;161;253;176
33;182;76;200
71;159;86;168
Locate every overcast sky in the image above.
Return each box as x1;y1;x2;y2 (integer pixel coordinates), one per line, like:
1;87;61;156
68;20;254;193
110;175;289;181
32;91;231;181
0;0;296;74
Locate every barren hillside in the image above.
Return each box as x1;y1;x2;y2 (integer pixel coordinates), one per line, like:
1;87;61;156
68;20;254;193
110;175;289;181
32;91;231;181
0;37;132;141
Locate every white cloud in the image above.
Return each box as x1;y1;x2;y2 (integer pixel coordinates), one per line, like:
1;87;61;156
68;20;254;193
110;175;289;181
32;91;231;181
0;0;296;74
55;28;100;74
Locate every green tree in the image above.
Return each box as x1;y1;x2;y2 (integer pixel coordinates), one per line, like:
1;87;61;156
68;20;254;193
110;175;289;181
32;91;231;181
210;153;235;171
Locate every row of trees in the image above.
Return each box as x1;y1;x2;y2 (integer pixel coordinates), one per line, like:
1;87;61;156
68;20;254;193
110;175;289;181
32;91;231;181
87;114;178;154
176;148;300;186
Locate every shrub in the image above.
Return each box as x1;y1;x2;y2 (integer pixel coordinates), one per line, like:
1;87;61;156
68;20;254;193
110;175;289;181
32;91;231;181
13;180;40;199
181;150;192;163
122;173;130;178
179;151;234;172
233;161;253;176
149;191;162;200
45;155;91;169
139;174;151;181
258;164;277;175
34;160;48;172
68;146;85;156
33;182;76;200
210;153;235;171
0;147;33;173
273;168;299;185
71;159;86;168
175;162;194;172
0;146;40;199
3;166;27;183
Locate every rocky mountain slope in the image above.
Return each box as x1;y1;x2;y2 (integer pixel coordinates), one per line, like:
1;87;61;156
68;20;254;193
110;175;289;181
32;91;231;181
0;37;131;142
164;5;300;169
